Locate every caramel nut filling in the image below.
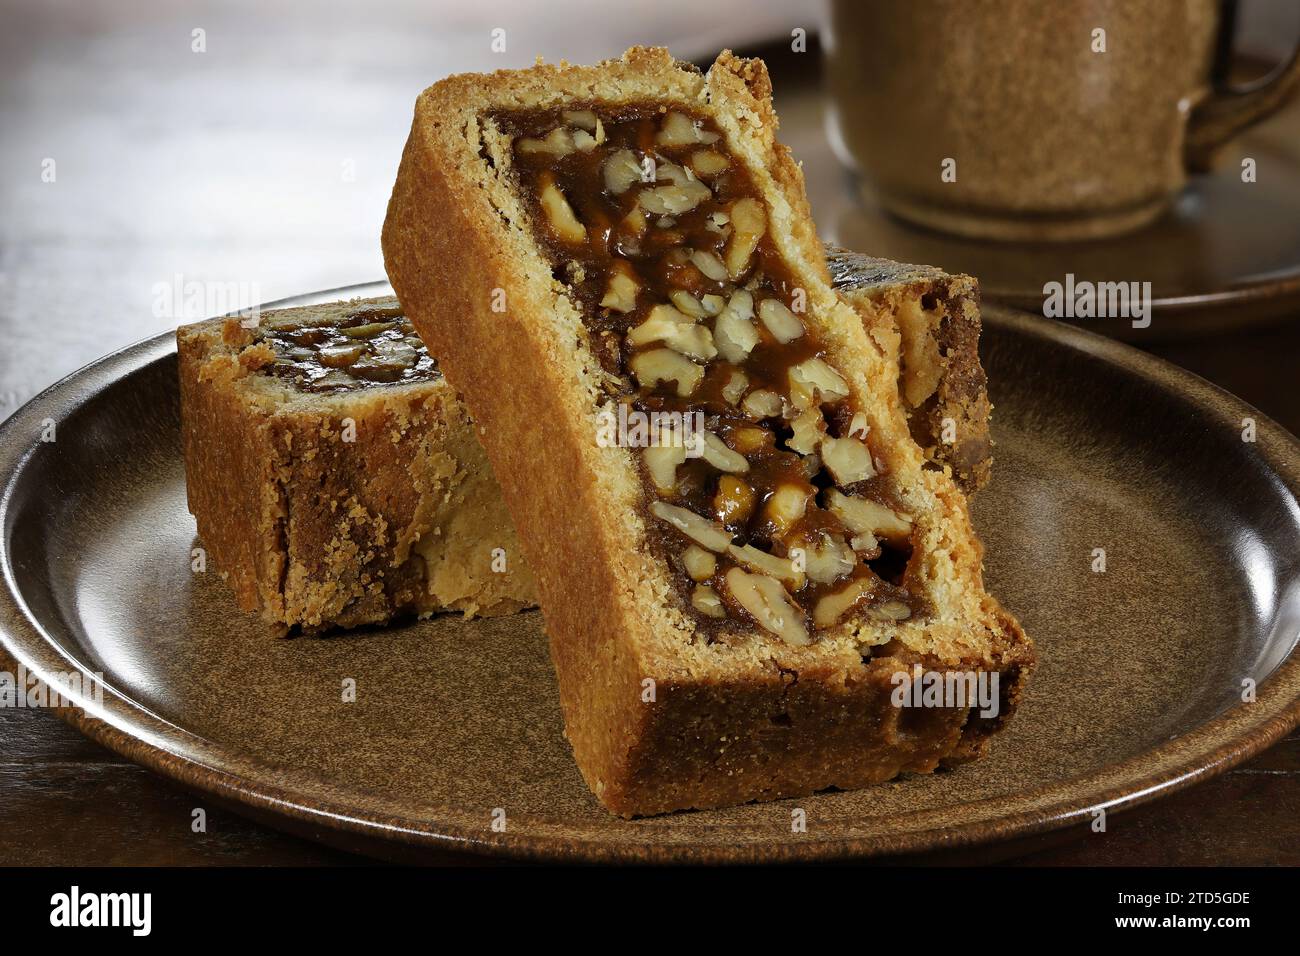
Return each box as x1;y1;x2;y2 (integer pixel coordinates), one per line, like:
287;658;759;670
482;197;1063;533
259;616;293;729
259;306;440;392
502;106;921;640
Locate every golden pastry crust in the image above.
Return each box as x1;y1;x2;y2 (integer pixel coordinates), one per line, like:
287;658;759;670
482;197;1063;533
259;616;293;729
177;297;534;634
382;48;1031;815
828;248;993;494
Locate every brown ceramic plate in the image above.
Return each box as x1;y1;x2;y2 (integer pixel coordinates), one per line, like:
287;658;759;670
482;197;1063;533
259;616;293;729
2;282;1299;864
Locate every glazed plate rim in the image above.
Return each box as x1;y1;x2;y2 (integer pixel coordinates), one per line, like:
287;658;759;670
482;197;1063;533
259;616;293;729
2;281;1299;864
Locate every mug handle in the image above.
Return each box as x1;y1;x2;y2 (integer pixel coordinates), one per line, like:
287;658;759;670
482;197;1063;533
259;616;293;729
1184;7;1300;172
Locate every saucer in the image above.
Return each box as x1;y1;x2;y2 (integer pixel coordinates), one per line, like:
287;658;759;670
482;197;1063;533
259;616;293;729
827;104;1300;342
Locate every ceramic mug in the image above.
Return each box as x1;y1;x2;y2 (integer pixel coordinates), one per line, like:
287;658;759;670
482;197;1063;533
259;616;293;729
825;0;1300;241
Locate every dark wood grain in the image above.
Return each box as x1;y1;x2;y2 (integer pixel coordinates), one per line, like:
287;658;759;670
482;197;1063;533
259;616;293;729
1;1;1297;866
0;706;358;865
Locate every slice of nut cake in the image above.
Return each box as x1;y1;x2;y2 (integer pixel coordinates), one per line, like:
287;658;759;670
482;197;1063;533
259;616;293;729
383;48;1032;815
177;297;534;633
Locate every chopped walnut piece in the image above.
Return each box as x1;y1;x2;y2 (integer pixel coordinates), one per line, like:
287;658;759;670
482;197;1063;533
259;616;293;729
700;431;749;473
826;489;912;543
518;127;576;157
690;150;729;176
538;176;585;243
725;567;809;645
644;443;686;494
713;290;759;364
813;577;874;628
714;475;756;526
602;148;642;194
789;357;849;407
629;348;705;397
682;545;717;582
724;198;766;279
651;500;731;551
821;435;876;484
757;298;804;343
638;180;711;215
627;305;717;361
656;111;721;147
692;585;727;618
600;262;640;313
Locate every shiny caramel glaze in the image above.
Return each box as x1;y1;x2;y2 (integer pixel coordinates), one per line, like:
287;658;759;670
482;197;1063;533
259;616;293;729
261;306;440;393
500;105;922;640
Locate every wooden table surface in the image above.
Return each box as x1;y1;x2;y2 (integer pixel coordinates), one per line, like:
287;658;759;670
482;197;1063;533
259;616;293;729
1;0;1297;866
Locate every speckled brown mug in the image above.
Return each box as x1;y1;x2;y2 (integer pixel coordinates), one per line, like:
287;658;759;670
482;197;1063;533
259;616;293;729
825;0;1300;240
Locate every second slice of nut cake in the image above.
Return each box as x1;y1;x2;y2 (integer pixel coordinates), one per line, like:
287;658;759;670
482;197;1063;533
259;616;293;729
177;298;535;632
501;106;925;644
